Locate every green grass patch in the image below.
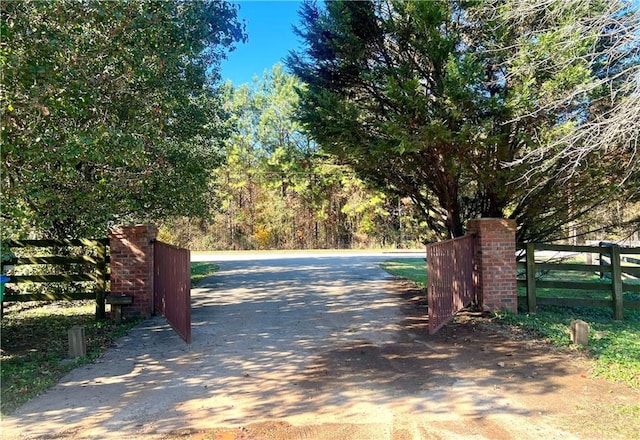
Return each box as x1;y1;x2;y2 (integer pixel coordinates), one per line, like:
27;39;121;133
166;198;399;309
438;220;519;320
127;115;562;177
191;262;219;286
380;258;426;287
0;300;142;415
496;307;640;388
381;257;640;389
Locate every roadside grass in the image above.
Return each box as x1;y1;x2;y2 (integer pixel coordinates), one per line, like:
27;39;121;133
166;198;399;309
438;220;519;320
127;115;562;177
497;307;640;388
191;262;219;286
381;258;640;389
380;258;427;287
0;262;219;416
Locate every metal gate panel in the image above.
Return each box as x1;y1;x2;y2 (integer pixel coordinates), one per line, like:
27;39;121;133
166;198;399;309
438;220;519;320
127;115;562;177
426;235;475;334
153;241;191;343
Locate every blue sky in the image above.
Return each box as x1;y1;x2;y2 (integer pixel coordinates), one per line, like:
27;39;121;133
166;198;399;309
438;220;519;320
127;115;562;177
220;1;304;85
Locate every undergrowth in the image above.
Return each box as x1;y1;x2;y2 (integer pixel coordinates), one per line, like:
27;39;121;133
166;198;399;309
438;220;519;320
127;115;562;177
496;306;640;388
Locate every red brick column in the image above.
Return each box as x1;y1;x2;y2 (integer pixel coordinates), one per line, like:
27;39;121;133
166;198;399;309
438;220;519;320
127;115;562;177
108;224;158;319
466;218;517;313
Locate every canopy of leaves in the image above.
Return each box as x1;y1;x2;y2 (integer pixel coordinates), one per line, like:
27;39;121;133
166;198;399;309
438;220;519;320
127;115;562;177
288;0;639;240
1;0;245;239
491;0;640;227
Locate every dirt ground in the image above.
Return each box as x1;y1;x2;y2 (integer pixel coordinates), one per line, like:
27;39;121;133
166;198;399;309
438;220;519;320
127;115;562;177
3;255;639;440
162;283;640;440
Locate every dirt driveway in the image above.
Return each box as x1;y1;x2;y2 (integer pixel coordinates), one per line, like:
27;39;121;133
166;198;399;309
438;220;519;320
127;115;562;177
2;253;638;440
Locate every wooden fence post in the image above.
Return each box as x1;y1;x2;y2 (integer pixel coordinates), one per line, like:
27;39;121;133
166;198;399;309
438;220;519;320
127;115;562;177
95;240;107;320
611;246;623;320
526;243;537;314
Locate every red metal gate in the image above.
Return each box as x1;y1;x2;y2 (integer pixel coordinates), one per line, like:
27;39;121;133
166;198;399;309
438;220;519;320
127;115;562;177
426;234;475;334
153;241;191;343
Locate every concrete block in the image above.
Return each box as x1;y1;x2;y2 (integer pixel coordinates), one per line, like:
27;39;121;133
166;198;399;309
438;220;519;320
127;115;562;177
570;319;590;346
68;325;87;358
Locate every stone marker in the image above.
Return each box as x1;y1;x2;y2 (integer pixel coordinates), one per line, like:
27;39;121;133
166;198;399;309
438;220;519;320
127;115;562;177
68;325;87;358
570;319;590;346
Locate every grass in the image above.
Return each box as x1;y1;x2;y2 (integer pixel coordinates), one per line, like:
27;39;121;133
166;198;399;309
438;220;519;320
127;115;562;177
0;262;220;416
191;262;219;286
381;257;640;389
380;258;427;287
497;306;640;388
0;301;142;415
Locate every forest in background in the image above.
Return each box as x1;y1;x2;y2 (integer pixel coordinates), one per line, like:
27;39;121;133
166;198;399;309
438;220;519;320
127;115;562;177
159;64;639;251
159;65;432;250
2;1;639;250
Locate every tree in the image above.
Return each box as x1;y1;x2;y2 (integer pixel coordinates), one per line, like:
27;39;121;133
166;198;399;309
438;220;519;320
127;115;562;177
288;0;639;240
491;0;639;180
488;0;640;235
1;0;245;238
213;65;359;249
164;64;423;250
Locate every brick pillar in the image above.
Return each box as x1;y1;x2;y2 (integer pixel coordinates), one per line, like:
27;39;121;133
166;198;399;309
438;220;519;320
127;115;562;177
108;224;158;319
466;218;517;313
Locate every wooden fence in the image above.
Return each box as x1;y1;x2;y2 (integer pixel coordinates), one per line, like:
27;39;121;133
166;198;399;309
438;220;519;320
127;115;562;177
1;239;109;318
517;243;640;320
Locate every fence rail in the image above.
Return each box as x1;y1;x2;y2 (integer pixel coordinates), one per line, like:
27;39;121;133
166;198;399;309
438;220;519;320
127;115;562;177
2;238;109;318
517;243;640;320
